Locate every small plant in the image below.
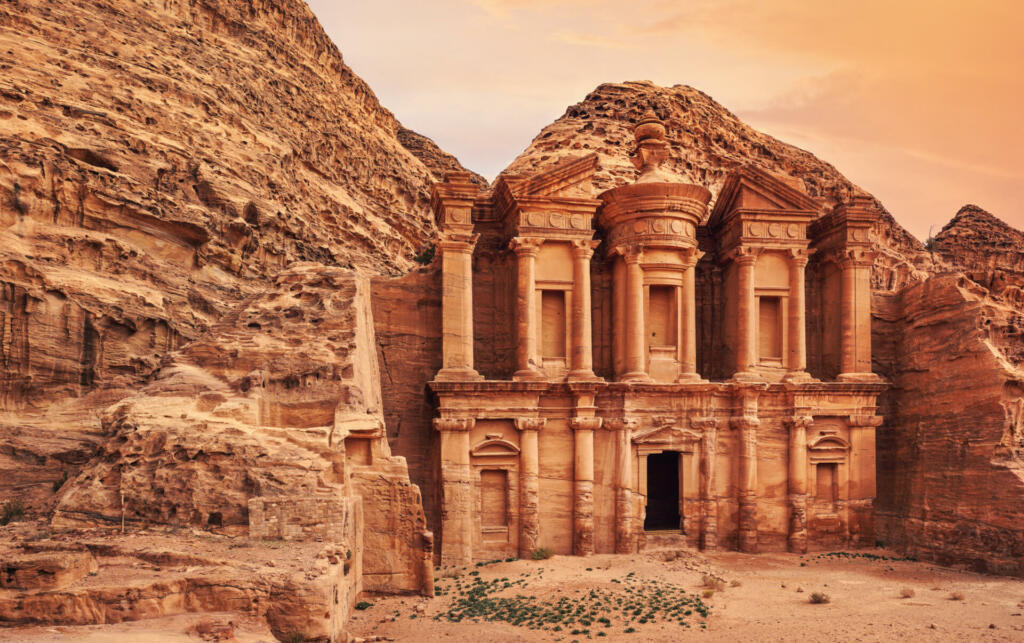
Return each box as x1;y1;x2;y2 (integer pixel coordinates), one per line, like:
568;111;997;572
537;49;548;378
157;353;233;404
531;547;553;560
1;499;26;525
354;600;374;610
412;244;435;265
729;579;742;588
809;592;831;604
701;574;725;591
899;588;915;599
702;589;715;599
949;591;965;601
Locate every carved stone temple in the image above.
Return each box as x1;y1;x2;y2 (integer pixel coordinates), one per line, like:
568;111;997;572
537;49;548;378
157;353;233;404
428;113;886;566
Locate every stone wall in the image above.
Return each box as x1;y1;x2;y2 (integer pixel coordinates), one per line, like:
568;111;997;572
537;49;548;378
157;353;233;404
876;274;1024;575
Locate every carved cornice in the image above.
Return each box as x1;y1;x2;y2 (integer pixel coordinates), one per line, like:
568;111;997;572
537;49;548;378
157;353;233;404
433;417;475;432
849;415;884;428
569;417;603;431
784;415;814;431
513;417;547;432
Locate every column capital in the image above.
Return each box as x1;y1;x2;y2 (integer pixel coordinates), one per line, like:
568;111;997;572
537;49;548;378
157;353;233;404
730;415;760;431
570;416;603;432
438;231;479;253
433;417;475;432
604;417;639;432
571;238;601;260
728;245;761;266
514;417;547;432
613;244;645;264
784;415;814;430
690;416;719;432
849;414;883;428
787;247;812;267
510;236;544;256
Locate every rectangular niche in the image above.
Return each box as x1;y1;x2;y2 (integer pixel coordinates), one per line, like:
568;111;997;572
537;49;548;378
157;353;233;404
816;462;837;504
480;469;509;528
758;296;782;362
647;285;677;348
541;290;567;358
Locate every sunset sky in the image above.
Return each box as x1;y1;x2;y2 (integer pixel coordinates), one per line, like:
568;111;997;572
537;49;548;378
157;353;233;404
308;0;1023;240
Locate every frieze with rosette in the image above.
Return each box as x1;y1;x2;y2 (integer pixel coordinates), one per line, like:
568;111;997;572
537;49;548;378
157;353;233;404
518;210;594;234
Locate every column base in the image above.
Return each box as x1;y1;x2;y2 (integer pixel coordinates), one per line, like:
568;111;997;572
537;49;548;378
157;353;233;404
567;370;603;382
782;370;818;384
675;372;707;384
513;368;547;382
730;370;765;383
434;367;484;382
618;371;652;383
837;372;882;383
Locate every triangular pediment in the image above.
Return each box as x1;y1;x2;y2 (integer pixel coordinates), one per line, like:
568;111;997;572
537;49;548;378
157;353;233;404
709;165;820;228
495;154;600;202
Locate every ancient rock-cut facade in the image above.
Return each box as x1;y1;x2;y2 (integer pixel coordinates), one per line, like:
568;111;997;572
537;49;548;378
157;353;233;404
429;114;886;565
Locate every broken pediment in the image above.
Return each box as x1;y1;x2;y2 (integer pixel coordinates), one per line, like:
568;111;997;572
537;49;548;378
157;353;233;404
470;435;521;458
633;423;702;452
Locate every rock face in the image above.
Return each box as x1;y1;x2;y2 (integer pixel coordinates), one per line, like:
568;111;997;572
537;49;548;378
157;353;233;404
0;0;480;413
876;275;1024;574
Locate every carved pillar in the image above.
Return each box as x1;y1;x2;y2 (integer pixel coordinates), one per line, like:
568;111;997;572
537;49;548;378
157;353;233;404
677;250;703;382
785;415;813;553
784;249;811;381
732;414;760;553
607;418;637;553
570;416;602;555
848;414;882;546
692;417;719;550
734;248;758;378
436;233;482;381
514;417;546;557
434;417;474;566
838;249;877;381
569;240;600;380
511;237;544;380
620;247;650;382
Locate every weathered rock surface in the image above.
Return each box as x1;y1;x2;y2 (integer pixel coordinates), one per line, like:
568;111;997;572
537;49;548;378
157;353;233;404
876;274;1024;575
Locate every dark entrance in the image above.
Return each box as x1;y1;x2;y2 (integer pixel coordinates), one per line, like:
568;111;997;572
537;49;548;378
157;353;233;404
644;451;680;531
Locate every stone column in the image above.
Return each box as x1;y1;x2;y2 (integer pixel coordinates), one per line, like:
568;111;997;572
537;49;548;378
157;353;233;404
511;237;544;381
838;249;877;381
784;249;811;381
569;240;599;380
608;418;637;553
734;247;758;378
677;250;702;382
570;416;602;555
732;414;760;553
785;415;812;553
514;417;546;557
848;415;882;546
620;246;650;382
692;417;719;551
434;417;474;566
436;233;482;381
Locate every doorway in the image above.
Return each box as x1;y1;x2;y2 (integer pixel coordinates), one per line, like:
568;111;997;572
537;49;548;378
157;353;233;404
644;451;681;531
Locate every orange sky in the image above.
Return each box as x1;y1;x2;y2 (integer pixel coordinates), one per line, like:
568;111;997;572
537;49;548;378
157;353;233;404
308;0;1023;240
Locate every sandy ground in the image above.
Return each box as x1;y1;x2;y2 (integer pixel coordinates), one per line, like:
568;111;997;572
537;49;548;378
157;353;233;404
348;548;1024;642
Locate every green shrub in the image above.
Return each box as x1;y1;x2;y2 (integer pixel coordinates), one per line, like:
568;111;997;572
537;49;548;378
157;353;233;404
354;600;374;610
809;592;830;604
531;547;553;560
413;244;435;265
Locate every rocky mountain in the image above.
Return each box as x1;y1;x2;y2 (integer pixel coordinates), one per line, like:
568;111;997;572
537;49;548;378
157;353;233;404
0;0;480;412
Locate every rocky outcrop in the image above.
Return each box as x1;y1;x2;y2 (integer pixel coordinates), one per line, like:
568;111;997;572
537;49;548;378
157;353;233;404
0;0;478;415
876;274;1024;575
933;205;1024;307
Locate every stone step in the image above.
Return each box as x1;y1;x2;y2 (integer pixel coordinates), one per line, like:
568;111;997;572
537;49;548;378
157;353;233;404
641;530;692;551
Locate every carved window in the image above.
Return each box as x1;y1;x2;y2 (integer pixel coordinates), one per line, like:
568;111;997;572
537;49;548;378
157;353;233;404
480;469;509;527
758;296;782;361
816;462;837;504
541;290;567;358
647;285;677;347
